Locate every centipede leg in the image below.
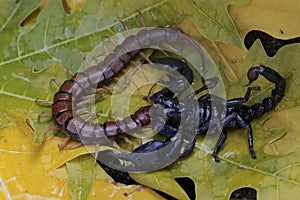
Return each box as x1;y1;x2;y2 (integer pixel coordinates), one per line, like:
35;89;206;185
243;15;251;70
111;139;121;150
62;142;84;150
120;20;131;36
95;85;113;94
137;10;146;28
139;52;153;65
67;69;74;76
58;136;84;150
44;126;60;136
37;113;52;122
120;135;134;151
58;135;72;150
35;99;53;106
50;79;61;87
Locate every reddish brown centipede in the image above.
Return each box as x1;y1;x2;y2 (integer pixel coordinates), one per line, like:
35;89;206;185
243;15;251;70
37;27;206;151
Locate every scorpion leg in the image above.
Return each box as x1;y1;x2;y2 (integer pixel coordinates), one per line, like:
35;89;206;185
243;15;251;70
212;112;237;161
212;129;227;162
235;115;256;159
213;112;257;161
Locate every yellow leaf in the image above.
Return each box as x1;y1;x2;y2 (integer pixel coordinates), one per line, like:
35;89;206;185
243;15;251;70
0;114;163;199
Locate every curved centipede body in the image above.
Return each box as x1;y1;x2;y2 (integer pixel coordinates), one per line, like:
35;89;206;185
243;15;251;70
38;27;201;149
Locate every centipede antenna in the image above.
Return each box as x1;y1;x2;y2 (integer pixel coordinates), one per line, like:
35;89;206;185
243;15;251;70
50;79;61;87
35;99;53;106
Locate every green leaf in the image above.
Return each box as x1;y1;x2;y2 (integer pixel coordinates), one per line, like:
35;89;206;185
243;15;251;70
0;0;280;199
66;155;95;200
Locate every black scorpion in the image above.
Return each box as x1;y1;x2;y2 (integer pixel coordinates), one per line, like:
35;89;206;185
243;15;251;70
134;63;286;162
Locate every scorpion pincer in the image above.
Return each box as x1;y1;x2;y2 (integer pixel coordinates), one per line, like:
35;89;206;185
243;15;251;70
135;65;285;162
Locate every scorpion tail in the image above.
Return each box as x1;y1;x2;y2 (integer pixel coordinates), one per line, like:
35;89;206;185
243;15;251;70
247;65;286;119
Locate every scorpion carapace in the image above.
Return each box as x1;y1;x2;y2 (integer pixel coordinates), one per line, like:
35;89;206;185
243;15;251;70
137;65;285;161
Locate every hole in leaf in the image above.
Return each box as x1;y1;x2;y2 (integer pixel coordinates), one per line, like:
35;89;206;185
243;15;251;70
175;177;196;200
20;0;49;28
61;0;86;14
230;187;257;200
244;30;300;57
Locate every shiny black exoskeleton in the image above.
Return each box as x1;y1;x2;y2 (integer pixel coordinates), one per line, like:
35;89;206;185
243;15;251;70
135;64;286;162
